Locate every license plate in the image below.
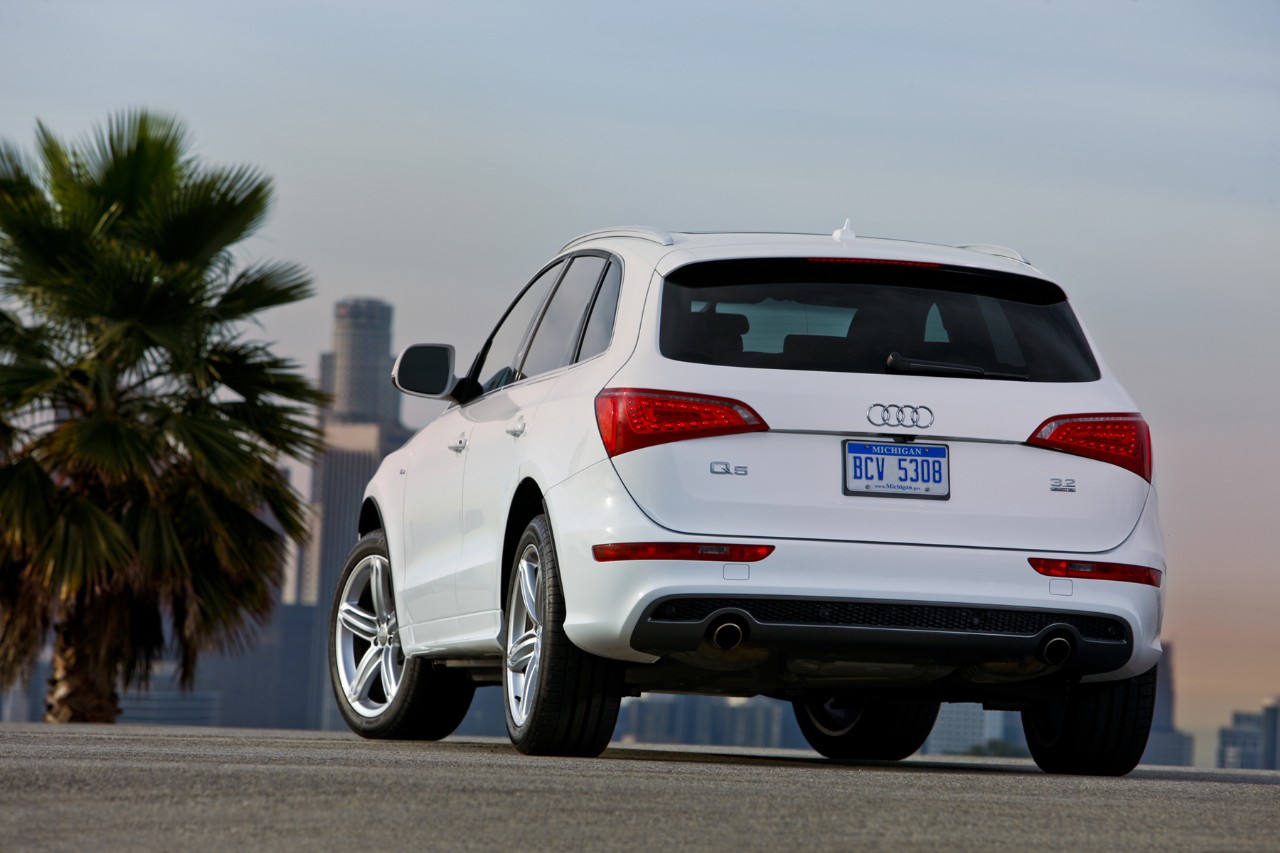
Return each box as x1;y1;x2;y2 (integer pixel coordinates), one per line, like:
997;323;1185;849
843;440;950;499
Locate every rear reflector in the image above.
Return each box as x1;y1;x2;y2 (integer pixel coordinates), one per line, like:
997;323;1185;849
592;542;776;562
594;388;768;457
1027;413;1152;482
1029;558;1162;588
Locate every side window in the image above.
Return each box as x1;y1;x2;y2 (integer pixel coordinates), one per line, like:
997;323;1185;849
576;261;622;362
519;255;608;379
476;260;564;394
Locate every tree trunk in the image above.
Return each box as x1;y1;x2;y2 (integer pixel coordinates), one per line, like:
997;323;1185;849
44;605;121;723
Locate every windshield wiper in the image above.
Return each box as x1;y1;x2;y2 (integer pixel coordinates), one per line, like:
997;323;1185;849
885;351;1029;381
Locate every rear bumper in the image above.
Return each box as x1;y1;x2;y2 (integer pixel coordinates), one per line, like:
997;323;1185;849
544;460;1165;683
630;594;1133;675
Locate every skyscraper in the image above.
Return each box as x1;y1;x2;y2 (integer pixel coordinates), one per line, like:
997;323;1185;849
298;298;413;728
328;299;401;427
1140;642;1194;766
1218;711;1264;769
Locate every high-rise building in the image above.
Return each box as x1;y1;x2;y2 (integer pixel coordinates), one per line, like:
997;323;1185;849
1263;700;1280;770
328;299;401;427
298;298;413;729
1218;711;1264;769
919;704;1021;756
1141;642;1194;766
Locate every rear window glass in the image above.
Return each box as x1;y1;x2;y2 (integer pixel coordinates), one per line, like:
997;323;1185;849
659;259;1100;382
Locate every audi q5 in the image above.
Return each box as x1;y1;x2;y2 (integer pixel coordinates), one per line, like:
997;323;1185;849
328;225;1165;776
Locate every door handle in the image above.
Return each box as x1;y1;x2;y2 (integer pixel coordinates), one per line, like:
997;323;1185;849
505;417;526;437
448;433;468;453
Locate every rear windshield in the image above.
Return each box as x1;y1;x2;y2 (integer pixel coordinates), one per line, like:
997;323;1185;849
659;259;1100;382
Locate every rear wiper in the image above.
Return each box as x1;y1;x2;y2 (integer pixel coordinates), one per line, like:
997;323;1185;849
885;351;1029;381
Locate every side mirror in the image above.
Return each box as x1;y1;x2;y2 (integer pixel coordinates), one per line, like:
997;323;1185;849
392;344;458;398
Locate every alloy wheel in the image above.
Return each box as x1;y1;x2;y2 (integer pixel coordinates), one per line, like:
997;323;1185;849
334;554;404;717
505;542;543;727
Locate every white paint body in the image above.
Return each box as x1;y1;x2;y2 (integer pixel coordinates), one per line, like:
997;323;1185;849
360;230;1165;689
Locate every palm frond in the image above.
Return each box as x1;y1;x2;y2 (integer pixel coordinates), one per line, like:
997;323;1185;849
0;555;54;687
33;495;134;598
213;260;313;323
82;111;187;222
41;411;158;488
144;164;272;267
0;457;55;552
0;140;40;205
162;407;259;487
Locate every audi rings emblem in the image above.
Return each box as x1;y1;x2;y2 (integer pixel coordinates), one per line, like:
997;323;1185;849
867;404;935;429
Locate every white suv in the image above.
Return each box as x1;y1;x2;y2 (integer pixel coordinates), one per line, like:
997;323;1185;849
328;226;1165;776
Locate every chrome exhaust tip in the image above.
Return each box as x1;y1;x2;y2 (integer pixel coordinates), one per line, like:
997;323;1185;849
709;620;746;651
1038;635;1073;667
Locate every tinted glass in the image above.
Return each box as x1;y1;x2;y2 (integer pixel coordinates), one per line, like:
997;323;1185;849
577;261;622;362
520;255;607;379
660;259;1099;382
477;260;564;393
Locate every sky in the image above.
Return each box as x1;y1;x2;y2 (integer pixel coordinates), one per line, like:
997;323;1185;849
3;0;1278;763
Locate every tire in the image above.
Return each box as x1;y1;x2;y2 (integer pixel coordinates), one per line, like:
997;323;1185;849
503;515;623;756
329;531;474;739
1021;666;1157;776
793;695;940;760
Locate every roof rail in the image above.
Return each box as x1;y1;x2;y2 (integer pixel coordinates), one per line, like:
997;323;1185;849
559;227;675;253
956;244;1031;265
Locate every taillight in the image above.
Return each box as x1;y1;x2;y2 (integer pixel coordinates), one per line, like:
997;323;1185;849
1029;558;1162;588
594;388;768;457
592;542;775;562
1026;413;1152;482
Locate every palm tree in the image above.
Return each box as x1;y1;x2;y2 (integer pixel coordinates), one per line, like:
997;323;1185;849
0;110;324;722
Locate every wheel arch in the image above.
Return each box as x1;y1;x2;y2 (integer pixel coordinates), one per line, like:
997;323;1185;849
358;498;384;537
501;478;547;612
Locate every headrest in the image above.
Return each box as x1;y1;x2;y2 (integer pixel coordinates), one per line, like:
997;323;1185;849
693;312;749;336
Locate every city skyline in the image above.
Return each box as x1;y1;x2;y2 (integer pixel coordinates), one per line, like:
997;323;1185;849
3;1;1277;761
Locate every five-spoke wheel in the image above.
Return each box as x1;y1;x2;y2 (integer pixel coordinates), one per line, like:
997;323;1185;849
505;541;543;727
329;531;474;739
335;550;402;717
502;515;623;756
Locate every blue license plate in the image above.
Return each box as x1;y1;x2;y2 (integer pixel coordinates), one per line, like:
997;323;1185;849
843;440;950;499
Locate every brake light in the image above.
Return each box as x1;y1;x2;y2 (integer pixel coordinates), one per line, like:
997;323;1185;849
806;257;941;268
1029;558;1162;588
594;388;768;457
592;542;775;562
1026;413;1152;482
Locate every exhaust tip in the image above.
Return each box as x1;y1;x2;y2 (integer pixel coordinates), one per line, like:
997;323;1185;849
1039;635;1073;667
709;620;746;651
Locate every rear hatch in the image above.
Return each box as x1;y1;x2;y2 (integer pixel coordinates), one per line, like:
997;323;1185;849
601;257;1151;554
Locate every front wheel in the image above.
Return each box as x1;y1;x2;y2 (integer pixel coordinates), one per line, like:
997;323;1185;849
1021;666;1157;776
329;531;474;739
793;695;940;760
503;515;623;756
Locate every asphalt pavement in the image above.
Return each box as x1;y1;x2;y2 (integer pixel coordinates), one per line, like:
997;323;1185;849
1;724;1277;851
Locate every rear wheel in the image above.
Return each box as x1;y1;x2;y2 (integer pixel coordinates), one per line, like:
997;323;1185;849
330;531;474;739
793;695;939;760
1021;666;1157;776
503;515;623;756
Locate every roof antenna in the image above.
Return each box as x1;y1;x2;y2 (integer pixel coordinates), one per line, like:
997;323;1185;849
832;218;856;244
